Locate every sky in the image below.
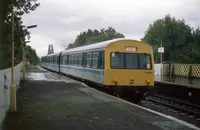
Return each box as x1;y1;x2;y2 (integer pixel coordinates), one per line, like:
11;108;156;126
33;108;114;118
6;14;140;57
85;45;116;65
22;0;200;57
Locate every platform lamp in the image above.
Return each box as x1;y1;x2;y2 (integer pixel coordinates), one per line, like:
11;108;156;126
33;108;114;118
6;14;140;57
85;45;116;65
21;40;30;80
21;25;37;80
10;0;37;112
10;0;16;113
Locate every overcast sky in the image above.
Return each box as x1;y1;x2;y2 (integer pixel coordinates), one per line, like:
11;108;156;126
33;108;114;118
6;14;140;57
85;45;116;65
22;0;200;57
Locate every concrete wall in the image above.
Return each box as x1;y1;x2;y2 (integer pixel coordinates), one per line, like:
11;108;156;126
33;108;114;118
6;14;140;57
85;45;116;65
0;63;21;127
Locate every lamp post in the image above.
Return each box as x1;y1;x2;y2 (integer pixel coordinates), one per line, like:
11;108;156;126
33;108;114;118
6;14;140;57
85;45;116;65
160;41;163;76
157;40;164;78
10;0;16;113
22;40;30;80
10;0;37;112
21;25;37;80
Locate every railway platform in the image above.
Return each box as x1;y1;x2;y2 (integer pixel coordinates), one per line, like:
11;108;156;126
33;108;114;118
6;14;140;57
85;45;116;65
155;75;200;88
2;66;199;130
155;75;200;105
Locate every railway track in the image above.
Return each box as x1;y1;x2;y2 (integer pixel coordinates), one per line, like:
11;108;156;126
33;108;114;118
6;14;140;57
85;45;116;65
142;94;200;127
147;94;200;116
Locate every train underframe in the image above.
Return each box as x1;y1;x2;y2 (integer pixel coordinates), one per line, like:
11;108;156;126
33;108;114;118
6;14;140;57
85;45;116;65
106;86;154;103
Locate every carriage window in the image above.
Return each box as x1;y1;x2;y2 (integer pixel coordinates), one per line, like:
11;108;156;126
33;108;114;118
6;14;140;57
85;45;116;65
63;55;66;65
73;54;78;66
71;55;74;65
78;54;83;66
111;52;124;68
86;53;92;67
69;55;72;65
82;53;86;67
92;52;99;68
99;51;104;69
60;56;63;65
57;56;59;64
72;55;74;65
56;56;58;64
139;54;152;69
65;55;68;65
53;56;55;64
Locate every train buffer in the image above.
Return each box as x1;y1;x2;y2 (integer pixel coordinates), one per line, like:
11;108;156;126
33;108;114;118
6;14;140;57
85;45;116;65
3;66;199;130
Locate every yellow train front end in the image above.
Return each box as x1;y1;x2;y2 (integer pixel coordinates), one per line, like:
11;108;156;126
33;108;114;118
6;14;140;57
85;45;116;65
104;40;154;102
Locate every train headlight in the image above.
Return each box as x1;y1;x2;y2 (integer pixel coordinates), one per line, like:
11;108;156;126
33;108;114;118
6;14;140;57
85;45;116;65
113;78;118;83
146;79;150;85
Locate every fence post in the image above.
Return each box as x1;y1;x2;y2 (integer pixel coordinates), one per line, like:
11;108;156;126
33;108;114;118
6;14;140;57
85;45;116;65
188;65;192;79
170;64;174;78
168;64;171;76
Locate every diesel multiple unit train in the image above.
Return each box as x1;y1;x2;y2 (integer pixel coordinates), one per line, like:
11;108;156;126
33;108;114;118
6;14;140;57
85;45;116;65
41;38;155;102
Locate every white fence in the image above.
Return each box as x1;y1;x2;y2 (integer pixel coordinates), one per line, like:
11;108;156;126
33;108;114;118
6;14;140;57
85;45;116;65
155;64;161;76
0;63;21;128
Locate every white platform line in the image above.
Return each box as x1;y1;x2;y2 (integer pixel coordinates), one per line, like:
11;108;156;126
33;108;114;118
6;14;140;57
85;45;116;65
80;83;200;130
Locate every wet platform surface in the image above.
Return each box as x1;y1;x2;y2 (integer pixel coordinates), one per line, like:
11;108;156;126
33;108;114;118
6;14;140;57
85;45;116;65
155;75;200;89
2;66;199;130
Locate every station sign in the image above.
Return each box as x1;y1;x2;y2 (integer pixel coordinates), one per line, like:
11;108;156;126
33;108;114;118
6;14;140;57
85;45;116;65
158;47;164;53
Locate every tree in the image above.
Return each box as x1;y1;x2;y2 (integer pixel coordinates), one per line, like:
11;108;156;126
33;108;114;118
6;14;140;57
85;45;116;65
25;45;40;65
67;27;125;49
0;0;40;69
142;14;199;63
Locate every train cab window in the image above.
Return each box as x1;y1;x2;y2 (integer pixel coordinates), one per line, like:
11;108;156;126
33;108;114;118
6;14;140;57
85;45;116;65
92;52;99;68
110;52;124;68
139;54;152;69
78;54;83;66
125;54;138;69
86;53;92;67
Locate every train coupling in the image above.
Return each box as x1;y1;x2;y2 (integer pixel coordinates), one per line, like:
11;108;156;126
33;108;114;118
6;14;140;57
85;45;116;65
141;92;148;100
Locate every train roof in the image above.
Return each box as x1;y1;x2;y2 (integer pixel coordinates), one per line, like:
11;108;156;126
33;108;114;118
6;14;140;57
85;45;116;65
41;52;60;57
62;38;140;54
42;38;149;57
